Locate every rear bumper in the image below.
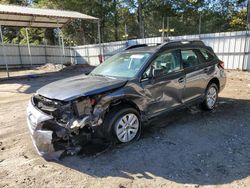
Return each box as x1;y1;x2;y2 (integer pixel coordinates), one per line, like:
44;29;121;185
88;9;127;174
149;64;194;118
219;71;227;92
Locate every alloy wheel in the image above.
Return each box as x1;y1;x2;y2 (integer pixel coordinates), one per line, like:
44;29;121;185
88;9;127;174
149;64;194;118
206;86;217;109
115;113;139;143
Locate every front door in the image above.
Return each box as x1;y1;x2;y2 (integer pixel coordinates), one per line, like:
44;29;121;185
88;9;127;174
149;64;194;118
141;50;185;116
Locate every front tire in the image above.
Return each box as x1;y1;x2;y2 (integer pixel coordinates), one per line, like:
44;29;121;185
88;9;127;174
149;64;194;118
201;83;218;110
103;106;141;143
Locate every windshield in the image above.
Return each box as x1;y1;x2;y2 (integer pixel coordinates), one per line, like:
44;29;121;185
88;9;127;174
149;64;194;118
91;52;151;78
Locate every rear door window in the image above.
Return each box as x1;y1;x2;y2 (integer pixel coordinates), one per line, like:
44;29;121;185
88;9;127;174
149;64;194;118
181;50;200;68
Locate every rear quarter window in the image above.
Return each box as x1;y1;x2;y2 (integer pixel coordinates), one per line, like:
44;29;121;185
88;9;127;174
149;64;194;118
200;49;215;62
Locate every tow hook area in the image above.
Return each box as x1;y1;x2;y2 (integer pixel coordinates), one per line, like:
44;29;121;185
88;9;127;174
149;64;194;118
71;116;91;129
30;121;94;160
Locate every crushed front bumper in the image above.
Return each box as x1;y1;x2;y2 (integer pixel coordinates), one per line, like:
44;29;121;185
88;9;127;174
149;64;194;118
27;100;63;159
27;100;90;159
27;97;108;160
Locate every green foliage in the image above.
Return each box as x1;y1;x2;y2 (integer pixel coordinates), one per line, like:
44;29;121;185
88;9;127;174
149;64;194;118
229;9;247;30
0;0;248;45
0;0;27;5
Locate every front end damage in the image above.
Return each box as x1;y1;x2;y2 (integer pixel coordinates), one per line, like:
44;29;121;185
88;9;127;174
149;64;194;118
27;94;106;160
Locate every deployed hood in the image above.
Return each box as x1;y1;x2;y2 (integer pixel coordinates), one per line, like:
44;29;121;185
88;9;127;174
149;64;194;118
37;75;127;101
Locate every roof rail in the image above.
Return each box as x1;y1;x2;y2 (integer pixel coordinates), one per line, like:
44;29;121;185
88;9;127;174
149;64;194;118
178;40;205;46
156;39;205;51
125;44;148;50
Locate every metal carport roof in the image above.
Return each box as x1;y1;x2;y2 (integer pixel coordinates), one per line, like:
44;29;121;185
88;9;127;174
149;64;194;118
0;4;100;78
0;4;98;28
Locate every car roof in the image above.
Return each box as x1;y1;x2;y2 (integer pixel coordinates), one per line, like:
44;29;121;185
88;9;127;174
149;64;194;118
125;40;208;53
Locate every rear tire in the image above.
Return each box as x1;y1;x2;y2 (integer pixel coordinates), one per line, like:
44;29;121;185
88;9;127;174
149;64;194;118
201;83;218;111
103;106;141;143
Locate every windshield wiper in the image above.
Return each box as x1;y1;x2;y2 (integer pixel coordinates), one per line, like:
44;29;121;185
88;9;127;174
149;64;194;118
91;73;117;79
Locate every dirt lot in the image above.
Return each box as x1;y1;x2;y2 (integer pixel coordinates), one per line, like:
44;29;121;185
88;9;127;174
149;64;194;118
0;69;250;188
0;63;94;79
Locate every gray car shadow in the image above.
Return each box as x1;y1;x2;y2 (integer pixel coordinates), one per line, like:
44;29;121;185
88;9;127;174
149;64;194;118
58;97;250;185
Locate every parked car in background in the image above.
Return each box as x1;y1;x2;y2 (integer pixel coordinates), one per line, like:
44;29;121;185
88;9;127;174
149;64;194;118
27;40;226;159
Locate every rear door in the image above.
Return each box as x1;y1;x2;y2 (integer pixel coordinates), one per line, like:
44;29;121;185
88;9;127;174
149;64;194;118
181;48;216;103
140;49;185;116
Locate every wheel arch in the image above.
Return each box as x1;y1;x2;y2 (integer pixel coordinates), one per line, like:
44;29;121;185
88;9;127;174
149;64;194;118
207;77;220;92
108;98;141;116
101;98;142;141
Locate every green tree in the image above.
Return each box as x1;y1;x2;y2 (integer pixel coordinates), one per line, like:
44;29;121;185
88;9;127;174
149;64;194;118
229;9;247;30
0;0;248;45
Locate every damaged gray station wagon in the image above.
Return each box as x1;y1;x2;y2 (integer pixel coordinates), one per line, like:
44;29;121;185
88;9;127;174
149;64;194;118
27;40;226;159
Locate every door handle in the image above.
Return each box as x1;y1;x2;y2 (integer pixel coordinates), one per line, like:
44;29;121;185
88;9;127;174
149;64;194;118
178;77;185;83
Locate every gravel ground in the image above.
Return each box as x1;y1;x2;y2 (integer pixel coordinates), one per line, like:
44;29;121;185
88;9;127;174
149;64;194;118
0;70;250;188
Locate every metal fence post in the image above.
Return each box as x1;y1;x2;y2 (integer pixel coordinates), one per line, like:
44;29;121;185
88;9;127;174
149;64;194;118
44;44;48;64
239;32;244;68
227;32;232;69
87;47;90;63
57;28;63;65
222;32;226;62
69;46;73;64
0;25;9;77
61;32;65;63
232;33;237;69
243;30;249;70
25;28;33;67
74;50;77;64
18;44;23;68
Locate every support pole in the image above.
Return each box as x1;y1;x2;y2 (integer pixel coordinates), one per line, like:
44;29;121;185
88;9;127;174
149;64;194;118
161;16;165;43
25;28;32;67
243;30;249;70
57;28;63;65
18;44;23;68
0;25;9;78
167;16;169;38
61;30;65;64
199;13;202;38
57;19;63;66
125;23;128;41
69;44;73;65
98;19;102;63
86;46;90;63
44;43;48;64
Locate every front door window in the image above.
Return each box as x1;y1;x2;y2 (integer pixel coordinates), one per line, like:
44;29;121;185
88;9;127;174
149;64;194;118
142;50;180;79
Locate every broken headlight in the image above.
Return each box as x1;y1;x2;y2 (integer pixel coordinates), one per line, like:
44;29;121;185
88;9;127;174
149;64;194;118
32;94;72;123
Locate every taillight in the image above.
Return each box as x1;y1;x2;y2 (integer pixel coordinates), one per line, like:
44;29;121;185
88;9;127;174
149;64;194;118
218;60;224;69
